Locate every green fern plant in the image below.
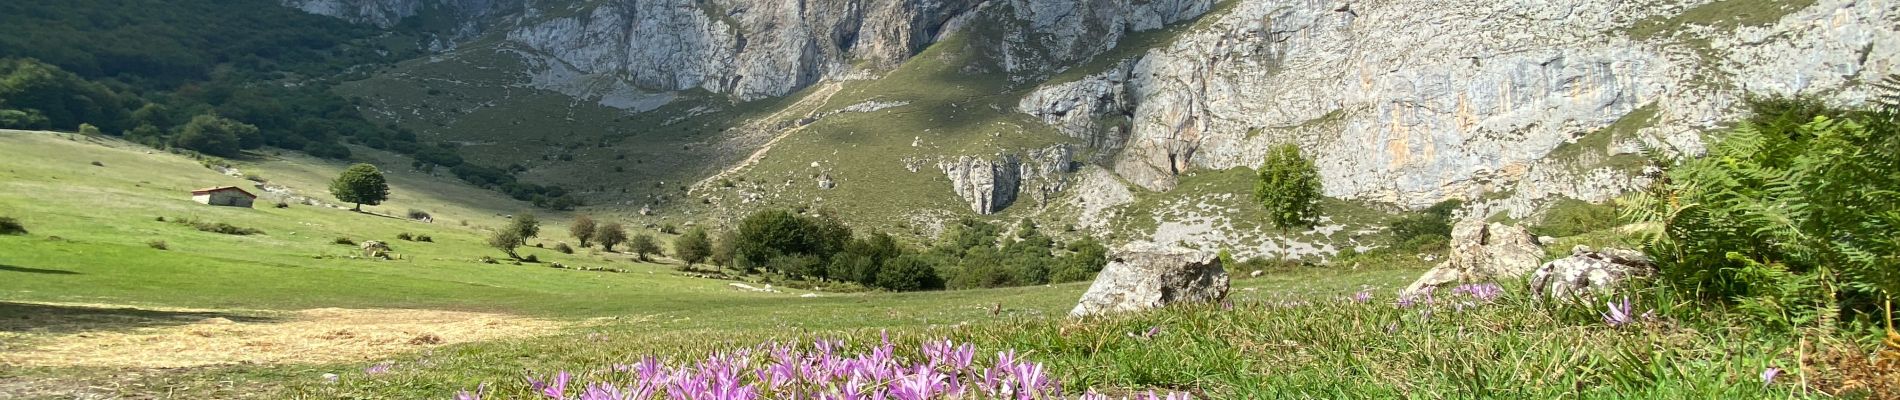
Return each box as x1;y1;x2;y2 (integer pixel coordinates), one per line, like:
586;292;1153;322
1626;79;1900;328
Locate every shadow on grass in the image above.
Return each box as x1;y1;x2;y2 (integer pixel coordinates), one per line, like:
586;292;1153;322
0;264;79;275
0;302;275;334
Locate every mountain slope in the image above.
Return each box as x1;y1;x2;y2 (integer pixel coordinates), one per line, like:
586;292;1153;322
291;0;1898;259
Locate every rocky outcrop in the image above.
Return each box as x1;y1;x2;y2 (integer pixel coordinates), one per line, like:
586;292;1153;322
939;145;1074;214
1403;219;1545;295
1070;242;1228;317
1017;60;1138;158
281;0;509;34
1530;246;1655;300
502;0;985;101
979;0;1213;80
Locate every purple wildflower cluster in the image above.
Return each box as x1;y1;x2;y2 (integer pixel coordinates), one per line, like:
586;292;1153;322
454;335;1192;400
1395;283;1505;309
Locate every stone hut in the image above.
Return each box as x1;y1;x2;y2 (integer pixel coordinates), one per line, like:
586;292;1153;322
190;186;256;208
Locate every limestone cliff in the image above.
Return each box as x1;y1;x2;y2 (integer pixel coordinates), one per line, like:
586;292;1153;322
1020;0;1898;218
289;0;1899;258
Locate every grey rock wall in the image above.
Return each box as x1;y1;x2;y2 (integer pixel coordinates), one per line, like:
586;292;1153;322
1022;0;1899;214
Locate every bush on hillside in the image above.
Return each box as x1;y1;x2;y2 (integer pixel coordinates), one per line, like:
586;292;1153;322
396;232;414;241
172;217;261;235
0;217;26;235
414;234;433;242
1386;199;1462;251
407;209;432;221
629;233;662;261
1532;198;1620;238
146;240;167;250
333;237;355;245
521;254;538;263
1627;88;1900;329
733;209;850;276
554;242;574;254
876;255;944;291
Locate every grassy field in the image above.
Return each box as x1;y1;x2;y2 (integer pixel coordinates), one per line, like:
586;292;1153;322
0;129;1837;399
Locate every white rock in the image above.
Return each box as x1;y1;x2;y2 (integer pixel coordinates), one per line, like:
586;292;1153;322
1070;242;1229;317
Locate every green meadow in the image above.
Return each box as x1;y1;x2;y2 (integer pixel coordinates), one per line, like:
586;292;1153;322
0;130;1834;398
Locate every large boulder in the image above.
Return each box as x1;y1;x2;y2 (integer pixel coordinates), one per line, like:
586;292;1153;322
1402;219;1544;295
1070;242;1228;317
1529;246;1656;300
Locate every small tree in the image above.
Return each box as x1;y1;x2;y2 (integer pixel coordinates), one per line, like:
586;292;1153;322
77;123;101;136
1254;143;1324;231
569;215;597;247
628;233;661;261
712;230;738;268
674;227;713;266
488;230;525;259
508;214;541;239
595;222;627;252
330;163;390;212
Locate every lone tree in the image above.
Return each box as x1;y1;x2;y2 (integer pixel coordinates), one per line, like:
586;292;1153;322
628;233;661;261
674;227;713;266
509;214;541;239
595;222;627;252
1254;143;1323;231
330;163;390;212
490;215;541;259
488;230;525;259
569;215;598;247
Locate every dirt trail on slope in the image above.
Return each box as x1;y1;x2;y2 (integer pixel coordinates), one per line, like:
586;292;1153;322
694;82;845;190
0;303;563;369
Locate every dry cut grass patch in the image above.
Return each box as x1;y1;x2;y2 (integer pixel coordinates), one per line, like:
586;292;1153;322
0;305;563;368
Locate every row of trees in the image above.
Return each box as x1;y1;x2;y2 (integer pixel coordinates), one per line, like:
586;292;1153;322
712;210;1112;291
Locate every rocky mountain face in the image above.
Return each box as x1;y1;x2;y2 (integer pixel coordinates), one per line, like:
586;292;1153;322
286;0;1898;257
1019;0;1897;217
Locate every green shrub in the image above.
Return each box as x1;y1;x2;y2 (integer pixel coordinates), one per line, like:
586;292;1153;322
1387;199;1461;248
554;242;574;254
146;240;168;250
875;255;944;291
396;232;414;241
415;234;433;243
172;217;262;235
333;237;355;245
1532;198;1620;238
1627;90;1900;329
0;216;25;235
521;253;539;263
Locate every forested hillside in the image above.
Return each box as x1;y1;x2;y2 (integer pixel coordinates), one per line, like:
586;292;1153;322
0;0;580;209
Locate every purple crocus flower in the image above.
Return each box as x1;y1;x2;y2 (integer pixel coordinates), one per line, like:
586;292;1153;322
531;370;571;399
454;383;487;400
1761;367;1781;385
365;361;393;375
1603;296;1635;328
579;382;627;400
1350;289;1373;303
1451;283;1503;302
